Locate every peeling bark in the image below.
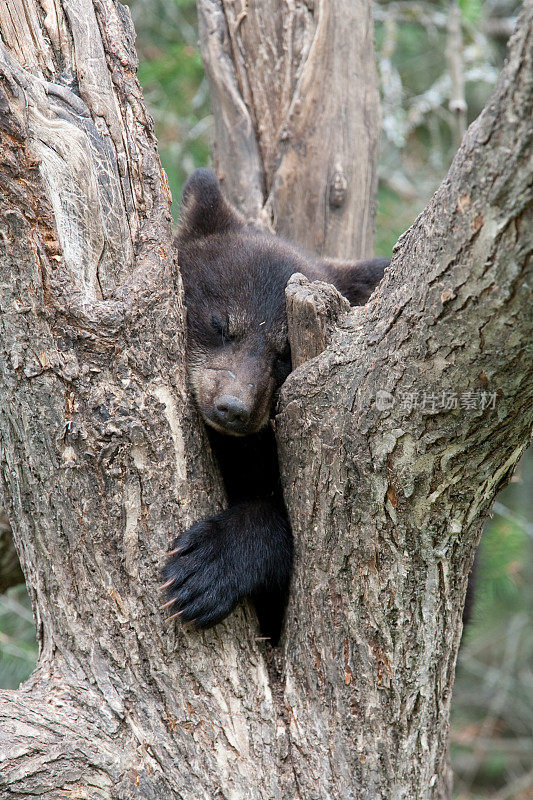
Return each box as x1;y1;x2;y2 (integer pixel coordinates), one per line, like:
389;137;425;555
0;1;531;799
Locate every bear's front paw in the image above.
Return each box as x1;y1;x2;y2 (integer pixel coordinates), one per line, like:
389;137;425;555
161;516;244;630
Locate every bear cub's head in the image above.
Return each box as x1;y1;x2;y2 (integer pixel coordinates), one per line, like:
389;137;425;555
176;169;388;437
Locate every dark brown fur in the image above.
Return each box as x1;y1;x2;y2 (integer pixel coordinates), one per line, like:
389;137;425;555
162;169;389;641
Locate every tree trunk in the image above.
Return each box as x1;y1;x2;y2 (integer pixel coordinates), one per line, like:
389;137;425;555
0;2;531;800
197;0;381;259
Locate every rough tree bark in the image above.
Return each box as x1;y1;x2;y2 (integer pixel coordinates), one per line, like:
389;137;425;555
0;3;531;800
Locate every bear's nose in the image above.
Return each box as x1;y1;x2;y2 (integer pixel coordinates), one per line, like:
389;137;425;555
214;395;251;428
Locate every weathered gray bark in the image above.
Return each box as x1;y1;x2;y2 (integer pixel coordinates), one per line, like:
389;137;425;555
0;2;531;800
197;0;381;259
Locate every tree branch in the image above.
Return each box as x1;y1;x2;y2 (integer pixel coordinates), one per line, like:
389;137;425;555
278;5;532;797
285;273;350;368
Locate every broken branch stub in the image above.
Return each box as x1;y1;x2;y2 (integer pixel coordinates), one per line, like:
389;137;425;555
285;272;350;368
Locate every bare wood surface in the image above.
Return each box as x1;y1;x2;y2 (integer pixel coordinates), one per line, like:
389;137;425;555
197;0;381;259
285;273;350;368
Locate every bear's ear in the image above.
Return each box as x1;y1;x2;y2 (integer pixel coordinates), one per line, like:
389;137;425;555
178;168;245;242
320;257;390;306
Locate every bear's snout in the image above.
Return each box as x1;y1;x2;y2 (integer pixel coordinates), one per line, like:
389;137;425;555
214;394;251;433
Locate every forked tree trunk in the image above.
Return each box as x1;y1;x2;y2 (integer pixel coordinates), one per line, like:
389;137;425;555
0;2;531;799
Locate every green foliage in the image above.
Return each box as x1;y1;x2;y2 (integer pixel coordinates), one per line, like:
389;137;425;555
375;183;427;257
452;465;533;799
137;41;211;208
476;518;529;619
459;0;484;26
389;22;446;95
0;584;38;689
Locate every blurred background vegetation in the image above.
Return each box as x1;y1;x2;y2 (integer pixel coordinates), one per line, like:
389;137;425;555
0;1;530;798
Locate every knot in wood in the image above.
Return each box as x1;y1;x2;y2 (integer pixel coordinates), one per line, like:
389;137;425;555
449;99;467;115
329;169;348;209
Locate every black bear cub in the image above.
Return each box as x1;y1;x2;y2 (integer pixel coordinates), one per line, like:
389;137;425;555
162;169;388;642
